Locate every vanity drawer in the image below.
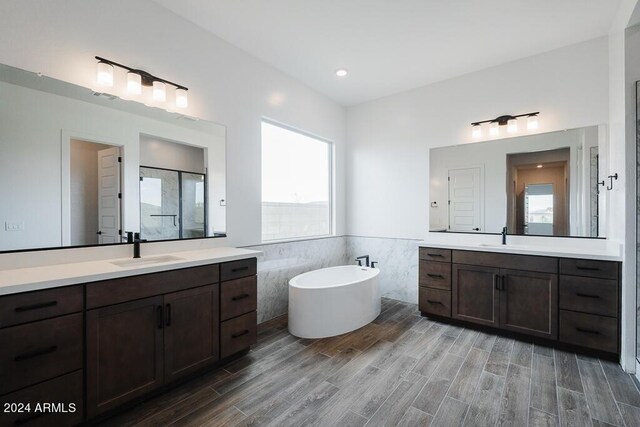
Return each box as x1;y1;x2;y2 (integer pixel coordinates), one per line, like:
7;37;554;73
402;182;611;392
221;258;257;282
560;259;618;280
220;276;257;321
0;285;83;329
0;370;83;427
87;263;220;309
559;310;617;354
221;311;257;358
559;276;618;317
419;247;451;263
419;260;451;290
0;313;83;395
419;287;451;318
453;250;557;274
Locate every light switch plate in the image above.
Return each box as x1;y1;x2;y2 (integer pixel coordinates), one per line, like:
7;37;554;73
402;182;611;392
5;221;24;231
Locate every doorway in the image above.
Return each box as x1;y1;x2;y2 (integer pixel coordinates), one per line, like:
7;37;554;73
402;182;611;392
69;139;122;245
507;148;569;236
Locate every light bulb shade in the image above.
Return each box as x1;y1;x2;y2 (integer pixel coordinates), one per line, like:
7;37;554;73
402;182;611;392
175;88;188;108
489;122;499;136
127;72;142;95
96;62;113;87
153;81;166;102
527;115;539;130
507;118;518;133
471;125;482;139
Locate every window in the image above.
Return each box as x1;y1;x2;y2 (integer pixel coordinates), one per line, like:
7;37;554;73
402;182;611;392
261;120;332;241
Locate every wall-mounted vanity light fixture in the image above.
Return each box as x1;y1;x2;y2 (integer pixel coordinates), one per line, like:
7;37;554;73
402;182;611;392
95;56;188;108
471;112;539;139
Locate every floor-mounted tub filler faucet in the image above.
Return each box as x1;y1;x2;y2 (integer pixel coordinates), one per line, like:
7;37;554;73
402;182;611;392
355;255;370;267
502;226;508;245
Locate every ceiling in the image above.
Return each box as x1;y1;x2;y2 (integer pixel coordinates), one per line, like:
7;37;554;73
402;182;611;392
153;0;620;106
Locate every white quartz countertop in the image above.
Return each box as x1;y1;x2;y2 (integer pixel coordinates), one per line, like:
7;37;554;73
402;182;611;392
417;241;622;261
0;247;262;296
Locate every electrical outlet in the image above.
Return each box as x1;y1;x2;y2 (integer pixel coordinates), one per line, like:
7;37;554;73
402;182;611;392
5;221;24;231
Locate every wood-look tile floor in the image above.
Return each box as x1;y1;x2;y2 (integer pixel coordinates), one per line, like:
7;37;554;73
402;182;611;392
100;298;640;426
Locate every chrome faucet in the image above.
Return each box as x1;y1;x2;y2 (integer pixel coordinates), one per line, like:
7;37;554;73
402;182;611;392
355;255;370;267
501;226;508;245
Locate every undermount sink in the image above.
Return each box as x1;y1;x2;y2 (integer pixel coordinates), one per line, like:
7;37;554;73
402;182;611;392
111;255;185;267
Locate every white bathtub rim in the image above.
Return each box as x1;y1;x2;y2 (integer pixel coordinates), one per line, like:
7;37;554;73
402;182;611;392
289;265;380;290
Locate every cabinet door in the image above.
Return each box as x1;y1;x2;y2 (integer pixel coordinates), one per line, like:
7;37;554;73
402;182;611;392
499;269;557;339
164;284;220;382
452;264;500;327
87;296;164;417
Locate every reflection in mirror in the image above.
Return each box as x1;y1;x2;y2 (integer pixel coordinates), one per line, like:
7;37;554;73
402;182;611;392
429;126;604;238
0;63;226;252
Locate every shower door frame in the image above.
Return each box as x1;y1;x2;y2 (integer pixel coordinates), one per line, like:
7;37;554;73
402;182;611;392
139;165;208;240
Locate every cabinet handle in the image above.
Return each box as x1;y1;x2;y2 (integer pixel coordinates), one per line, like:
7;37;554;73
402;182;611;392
165;304;172;327
501;275;506;291
426;300;443;305
156;306;163;329
576;292;600;299
14;345;57;362
232;330;250;338
576;327;600;335
427;274;444;279
576;266;600;271
14;412;46;426
231;266;249;273
494;274;499;290
14;301;57;312
426;253;443;257
232;293;250;301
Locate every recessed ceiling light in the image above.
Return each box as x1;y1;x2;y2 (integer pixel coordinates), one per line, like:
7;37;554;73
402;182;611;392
335;69;348;77
537;164;543;168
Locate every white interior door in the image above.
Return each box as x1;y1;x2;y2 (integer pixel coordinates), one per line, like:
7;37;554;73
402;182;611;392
448;167;483;232
97;147;121;244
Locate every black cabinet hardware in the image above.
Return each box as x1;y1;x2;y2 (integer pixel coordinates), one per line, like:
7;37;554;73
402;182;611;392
494;274;499;290
576;266;600;271
231;266;249;273
232;294;250;301
14;345;57;362
232;330;249;338
426;300;443;305
426;253;443;257
576;293;600;299
576;327;600;335
14;301;57;312
427;273;444;279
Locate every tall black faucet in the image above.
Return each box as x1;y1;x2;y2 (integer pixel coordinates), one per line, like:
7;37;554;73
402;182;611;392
501;227;508;245
133;232;145;259
355;255;370;267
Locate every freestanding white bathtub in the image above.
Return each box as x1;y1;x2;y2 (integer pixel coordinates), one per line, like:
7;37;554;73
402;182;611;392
288;265;381;339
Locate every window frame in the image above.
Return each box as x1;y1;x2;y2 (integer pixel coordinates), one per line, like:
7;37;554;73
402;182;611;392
260;118;334;243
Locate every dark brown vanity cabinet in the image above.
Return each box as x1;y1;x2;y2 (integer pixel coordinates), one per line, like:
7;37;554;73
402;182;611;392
420;247;620;356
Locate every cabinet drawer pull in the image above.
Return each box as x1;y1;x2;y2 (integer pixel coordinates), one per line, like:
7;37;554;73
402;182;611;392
232;330;250;338
426;253;443;257
232;293;250;301
494;274;499;290
576;292;600;299
14;412;46;425
231;266;249;273
165;304;172;327
426;274;444;279
576;266;600;271
576;327;600;335
426;300;443;305
156;306;163;329
14;301;57;312
14;345;57;362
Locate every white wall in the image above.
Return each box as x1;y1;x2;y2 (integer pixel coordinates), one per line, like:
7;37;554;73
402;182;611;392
0;0;346;247
429;127;598;236
140;135;205;174
346;37;609;239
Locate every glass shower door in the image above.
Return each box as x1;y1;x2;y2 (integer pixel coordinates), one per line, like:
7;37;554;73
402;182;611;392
140;167;180;241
